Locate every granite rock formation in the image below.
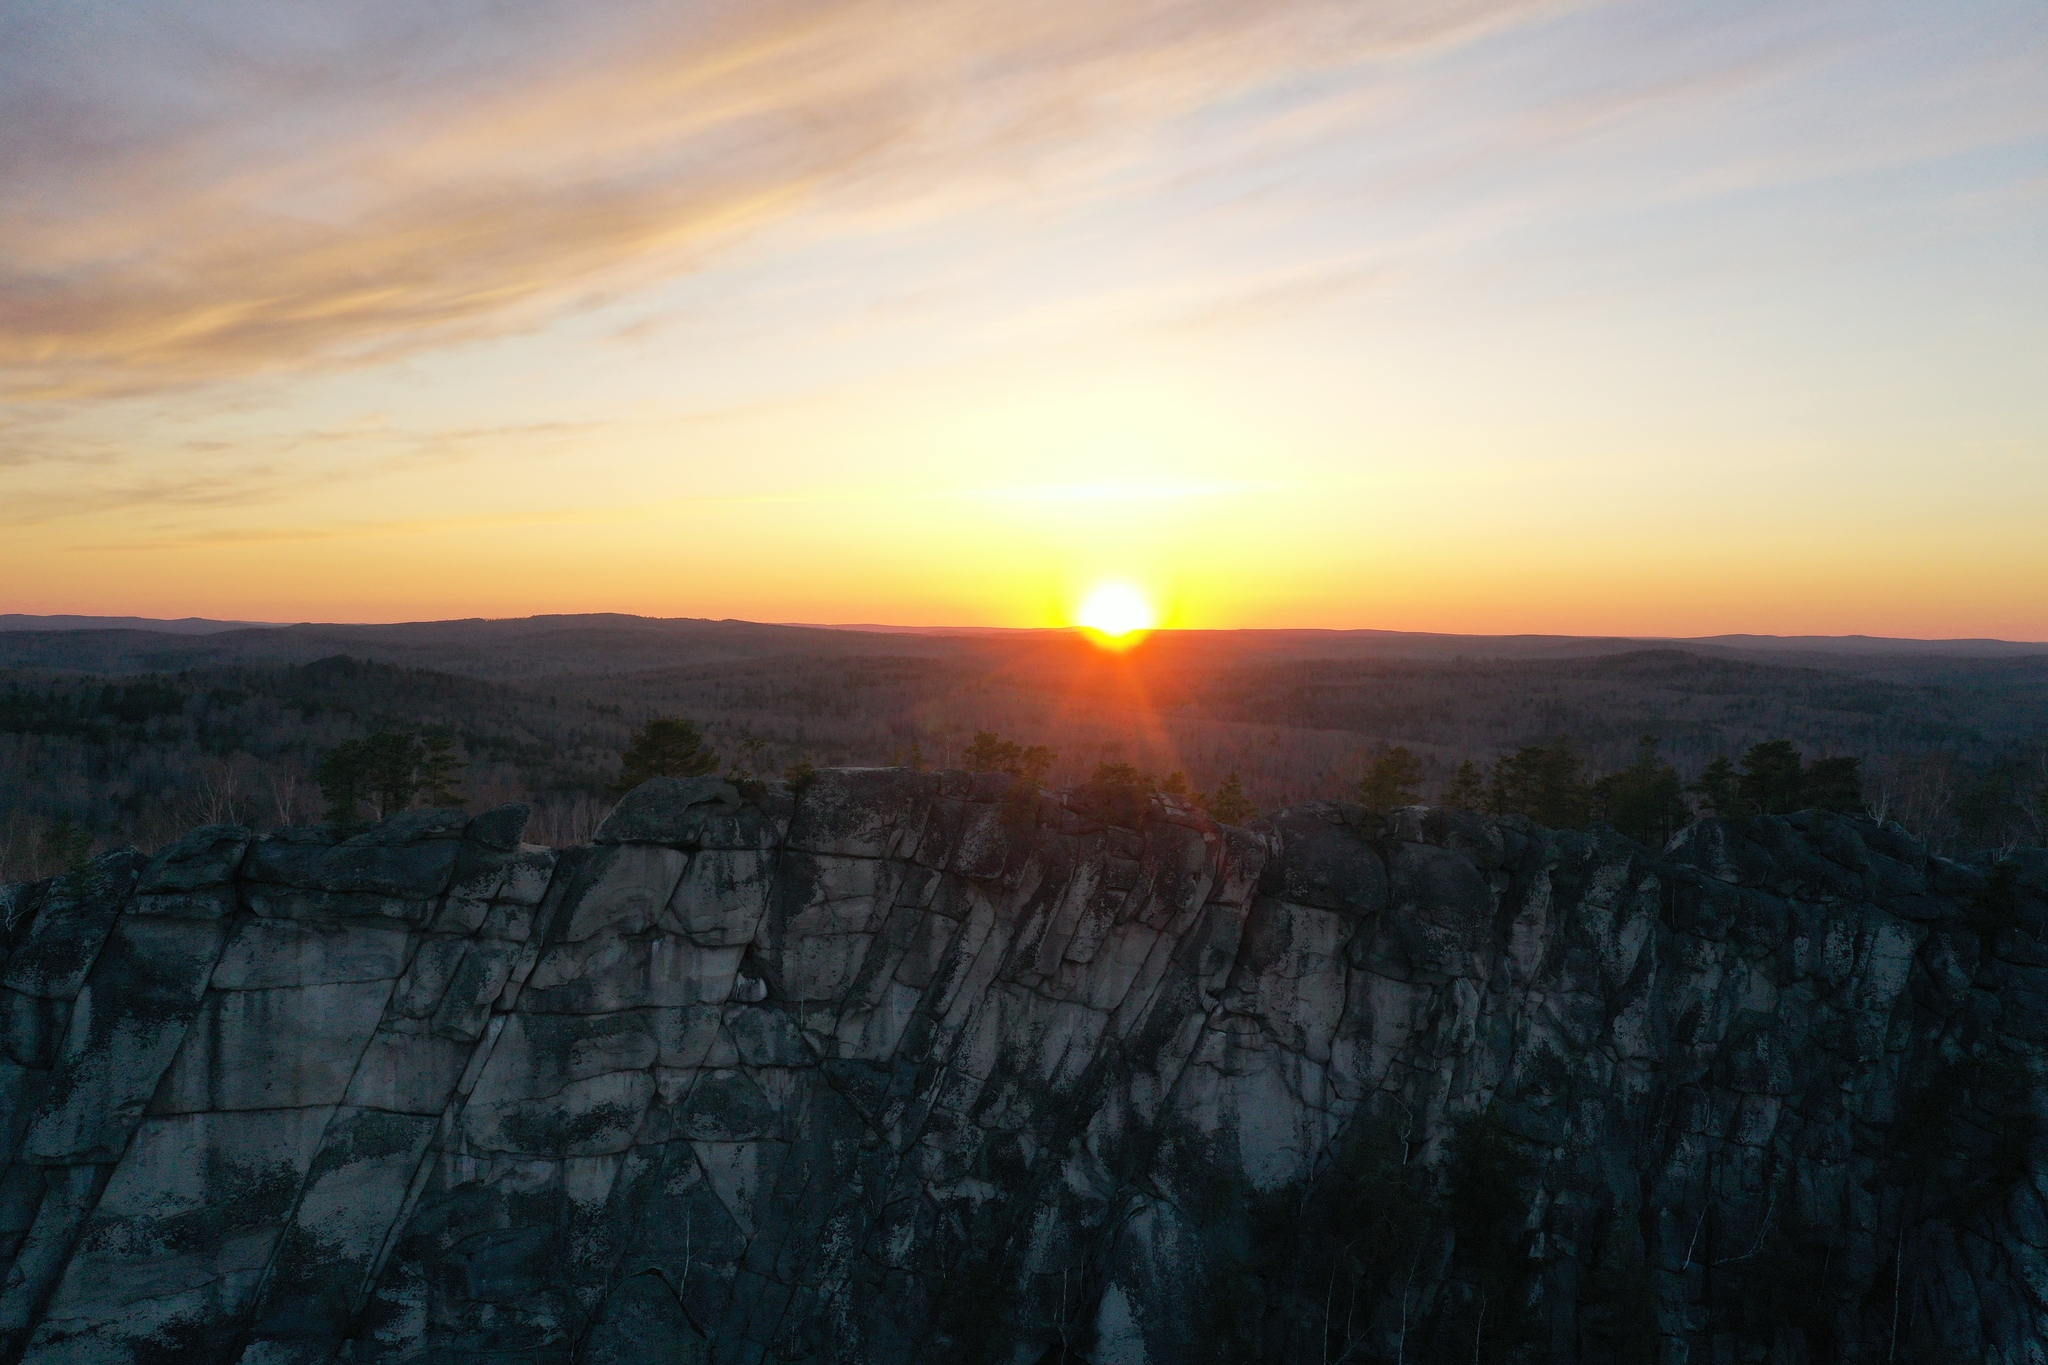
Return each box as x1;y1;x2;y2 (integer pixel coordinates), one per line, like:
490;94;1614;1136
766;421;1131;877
0;769;2043;1364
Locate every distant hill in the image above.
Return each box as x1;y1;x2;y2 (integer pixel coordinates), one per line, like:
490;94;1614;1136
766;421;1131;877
4;615;2047;877
2;612;2042;677
0;614;287;635
0;615;973;678
1688;632;2048;657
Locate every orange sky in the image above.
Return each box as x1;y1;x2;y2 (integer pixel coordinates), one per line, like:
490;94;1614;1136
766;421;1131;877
4;0;2044;638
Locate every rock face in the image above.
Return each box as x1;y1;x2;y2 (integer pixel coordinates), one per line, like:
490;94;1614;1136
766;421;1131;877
0;769;2043;1364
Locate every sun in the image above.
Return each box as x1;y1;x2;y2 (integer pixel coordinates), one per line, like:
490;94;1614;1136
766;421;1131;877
1076;582;1157;644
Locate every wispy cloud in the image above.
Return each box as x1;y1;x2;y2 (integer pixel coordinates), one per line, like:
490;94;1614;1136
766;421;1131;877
69;505;640;551
5;466;312;525
0;0;1559;399
51;468;1294;547
986;259;1386;342
0;415;617;525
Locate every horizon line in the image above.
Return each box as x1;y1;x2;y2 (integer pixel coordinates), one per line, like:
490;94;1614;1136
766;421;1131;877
3;611;2046;648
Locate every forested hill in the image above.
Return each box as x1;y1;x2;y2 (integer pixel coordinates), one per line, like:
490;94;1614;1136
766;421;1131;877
4;614;2045;679
1;657;626;868
0;615;972;678
4;628;2046;882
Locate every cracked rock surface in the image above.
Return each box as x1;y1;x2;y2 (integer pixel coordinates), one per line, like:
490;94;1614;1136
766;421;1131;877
0;769;2043;1363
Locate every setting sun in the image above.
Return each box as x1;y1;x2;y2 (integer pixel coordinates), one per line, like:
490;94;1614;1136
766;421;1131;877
1076;582;1157;642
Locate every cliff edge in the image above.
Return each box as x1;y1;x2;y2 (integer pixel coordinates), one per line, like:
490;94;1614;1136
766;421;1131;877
0;769;2042;1363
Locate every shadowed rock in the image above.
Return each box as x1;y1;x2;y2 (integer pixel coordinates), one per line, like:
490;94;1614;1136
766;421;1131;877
0;782;2041;1364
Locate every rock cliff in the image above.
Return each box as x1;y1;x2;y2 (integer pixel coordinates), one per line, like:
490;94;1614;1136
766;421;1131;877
0;769;2043;1364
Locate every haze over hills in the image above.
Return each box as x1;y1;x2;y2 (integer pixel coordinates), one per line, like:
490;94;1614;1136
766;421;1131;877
1685;632;2048;657
5;612;2046;883
4;612;2046;678
0;614;289;635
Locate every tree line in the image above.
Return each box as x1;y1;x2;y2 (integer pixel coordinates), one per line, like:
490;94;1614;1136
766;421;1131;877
958;729;1255;825
1359;736;1875;847
557;718;1263;830
316;731;466;824
6;645;2044;885
306;716;2044;856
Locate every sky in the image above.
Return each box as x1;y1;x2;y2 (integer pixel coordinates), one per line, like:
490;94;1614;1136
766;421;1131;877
3;0;2044;636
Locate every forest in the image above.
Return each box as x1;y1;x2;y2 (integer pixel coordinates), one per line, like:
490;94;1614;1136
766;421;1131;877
3;619;2044;881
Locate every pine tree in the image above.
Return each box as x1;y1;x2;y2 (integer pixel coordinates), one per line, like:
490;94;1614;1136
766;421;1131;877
1737;741;1806;815
962;731;1014;772
416;732;466;808
362;732;424;816
963;731;1056;783
1203;772;1254;825
1018;746;1056;785
1357;746;1425;809
317;739;372;825
319;730;459;825
1591;736;1691;847
39;819;93;874
1489;742;1589;829
1689;757;1745;817
1084;761;1150;827
617;717;720;792
726;733;769;785
1442;760;1486;811
1800;755;1864;815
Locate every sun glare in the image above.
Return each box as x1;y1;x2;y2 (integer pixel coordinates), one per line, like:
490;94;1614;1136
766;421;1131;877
1076;582;1157;644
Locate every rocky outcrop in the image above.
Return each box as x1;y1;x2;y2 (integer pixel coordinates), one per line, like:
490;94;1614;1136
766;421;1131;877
0;769;2043;1364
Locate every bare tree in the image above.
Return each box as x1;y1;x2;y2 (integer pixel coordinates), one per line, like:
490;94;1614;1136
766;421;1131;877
194;757;248;825
1869;751;1963;850
530;791;609;847
266;764;309;828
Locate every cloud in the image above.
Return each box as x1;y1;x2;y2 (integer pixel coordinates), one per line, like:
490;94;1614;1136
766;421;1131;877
68;506;635;551
0;414;618;525
996;260;1386;338
4;466;310;525
56;476;947;549
0;0;1559;399
0;412;110;467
